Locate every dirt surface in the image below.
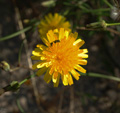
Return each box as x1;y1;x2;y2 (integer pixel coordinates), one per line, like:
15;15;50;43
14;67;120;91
0;0;120;113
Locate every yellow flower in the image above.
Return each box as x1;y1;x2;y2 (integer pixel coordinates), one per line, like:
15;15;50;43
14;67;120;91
38;13;71;43
32;28;88;87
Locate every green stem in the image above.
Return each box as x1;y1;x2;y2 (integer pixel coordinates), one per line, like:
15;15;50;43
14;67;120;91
0;26;32;41
103;0;113;8
0;74;36;96
19;74;36;86
17;99;26;113
10;67;20;72
81;72;120;82
17;72;120;86
106;23;120;26
82;8;110;13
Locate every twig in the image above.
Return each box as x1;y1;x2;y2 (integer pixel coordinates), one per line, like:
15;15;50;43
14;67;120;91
58;87;64;113
42;87;68;112
14;3;40;104
69;86;74;113
12;1;46;113
77;26;120;36
106;28;120;36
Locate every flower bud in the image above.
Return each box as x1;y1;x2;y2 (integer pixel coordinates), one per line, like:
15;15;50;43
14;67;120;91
0;61;10;71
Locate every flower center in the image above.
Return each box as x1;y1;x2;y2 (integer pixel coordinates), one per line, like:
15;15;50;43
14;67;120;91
45;38;79;74
55;55;61;61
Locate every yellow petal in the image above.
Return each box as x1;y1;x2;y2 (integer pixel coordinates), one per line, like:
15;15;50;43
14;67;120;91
67;73;73;85
32;61;46;69
61;74;68;86
79;49;88;54
44;69;52;83
71;69;80;80
54;13;61;24
40;37;49;46
31;56;40;60
57;15;62;23
32;50;41;56
52;72;58;83
39;21;47;27
54;74;60;87
78;59;87;65
73;39;85;47
47;30;56;43
40;56;46;60
53;29;58;33
37;62;48;68
59;28;64;40
64;30;69;39
49;66;54;75
78;53;88;58
73;32;78;40
48;13;53;21
62;22;71;28
45;15;51;24
74;65;86;73
34;48;42;51
36;44;46;50
69;33;74;39
32;61;42;69
36;67;47;76
54;13;58;19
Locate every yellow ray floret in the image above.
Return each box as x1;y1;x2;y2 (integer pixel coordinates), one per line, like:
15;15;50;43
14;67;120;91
38;13;71;43
31;28;88;87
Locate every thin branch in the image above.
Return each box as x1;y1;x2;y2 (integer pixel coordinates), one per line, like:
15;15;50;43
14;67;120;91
106;28;120;36
77;26;120;36
58;87;64;113
14;2;40;105
12;1;46;113
69;86;74;113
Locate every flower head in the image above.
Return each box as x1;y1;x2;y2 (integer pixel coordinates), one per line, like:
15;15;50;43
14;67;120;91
32;28;88;87
38;13;71;42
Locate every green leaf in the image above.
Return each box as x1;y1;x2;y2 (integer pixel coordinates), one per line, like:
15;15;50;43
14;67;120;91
0;26;32;41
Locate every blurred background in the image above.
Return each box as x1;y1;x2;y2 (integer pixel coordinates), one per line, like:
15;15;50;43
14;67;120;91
0;0;120;113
